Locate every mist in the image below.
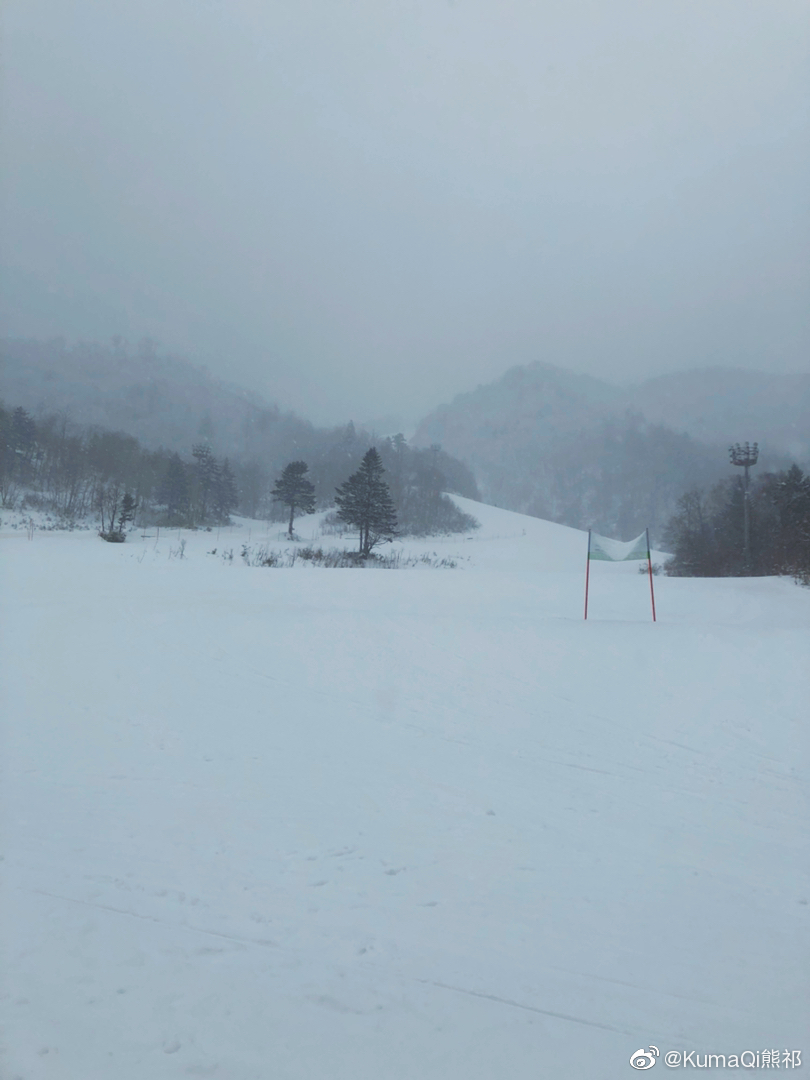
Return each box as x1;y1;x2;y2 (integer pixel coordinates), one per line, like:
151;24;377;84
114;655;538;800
2;8;810;1072
1;0;808;424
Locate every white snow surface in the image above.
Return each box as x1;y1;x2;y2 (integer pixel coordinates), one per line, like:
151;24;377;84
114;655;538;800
1;498;808;1079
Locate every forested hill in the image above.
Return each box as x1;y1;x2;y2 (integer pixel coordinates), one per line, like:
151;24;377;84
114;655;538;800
624;368;810;460
0;336;303;457
0;339;480;535
415;362;810;465
412;362;808;540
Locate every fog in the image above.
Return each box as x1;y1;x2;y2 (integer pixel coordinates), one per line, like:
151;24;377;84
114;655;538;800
1;0;808;424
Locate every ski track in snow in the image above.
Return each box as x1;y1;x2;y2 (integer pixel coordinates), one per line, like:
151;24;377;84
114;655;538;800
1;499;808;1079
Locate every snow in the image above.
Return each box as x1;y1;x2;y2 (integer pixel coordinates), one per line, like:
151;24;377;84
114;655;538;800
1;500;808;1079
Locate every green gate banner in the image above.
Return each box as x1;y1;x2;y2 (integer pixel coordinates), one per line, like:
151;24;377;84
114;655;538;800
588;531;650;562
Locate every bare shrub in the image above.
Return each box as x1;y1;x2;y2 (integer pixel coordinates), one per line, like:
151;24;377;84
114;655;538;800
237;543;456;569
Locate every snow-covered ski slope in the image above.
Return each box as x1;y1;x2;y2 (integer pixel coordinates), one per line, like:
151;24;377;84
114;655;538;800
2;498;808;1079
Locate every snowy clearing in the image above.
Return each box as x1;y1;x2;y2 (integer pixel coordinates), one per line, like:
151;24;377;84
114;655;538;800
1;498;808;1079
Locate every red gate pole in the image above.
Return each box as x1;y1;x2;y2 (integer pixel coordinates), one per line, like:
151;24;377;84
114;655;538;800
646;527;657;622
584;530;592;620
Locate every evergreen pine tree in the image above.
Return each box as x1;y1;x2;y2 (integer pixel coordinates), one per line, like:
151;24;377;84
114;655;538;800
768;465;810;578
192;443;219;523
335;448;397;555
10;407;36;458
158;454;191;525
213;458;239;523
272;461;316;538
116;492;137;534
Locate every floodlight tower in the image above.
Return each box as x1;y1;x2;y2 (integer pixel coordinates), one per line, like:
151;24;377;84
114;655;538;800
729;441;759;572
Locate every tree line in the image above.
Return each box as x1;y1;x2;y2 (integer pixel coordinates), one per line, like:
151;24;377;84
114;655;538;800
0;401;479;540
0;402;239;530
662;465;810;582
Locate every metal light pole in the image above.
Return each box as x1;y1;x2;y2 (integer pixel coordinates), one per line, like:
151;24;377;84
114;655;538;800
729;442;759;573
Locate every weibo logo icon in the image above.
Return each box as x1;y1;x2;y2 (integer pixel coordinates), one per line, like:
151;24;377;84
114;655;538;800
630;1046;660;1070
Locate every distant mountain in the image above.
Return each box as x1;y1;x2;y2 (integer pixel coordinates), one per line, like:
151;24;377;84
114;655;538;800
416;363;810;463
414;363;621;478
0;337;311;457
624;369;810;460
413;363;807;539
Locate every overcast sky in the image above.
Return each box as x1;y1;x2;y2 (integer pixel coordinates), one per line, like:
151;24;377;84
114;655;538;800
1;0;808;425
